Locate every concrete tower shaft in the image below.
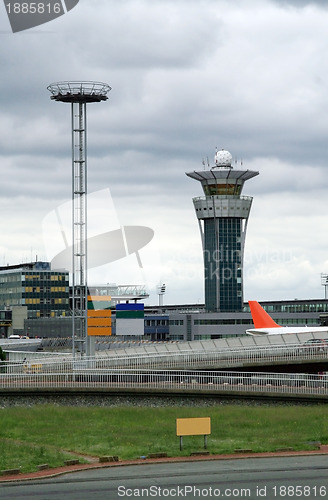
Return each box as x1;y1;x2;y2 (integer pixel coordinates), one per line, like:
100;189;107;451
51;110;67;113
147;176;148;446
186;150;258;313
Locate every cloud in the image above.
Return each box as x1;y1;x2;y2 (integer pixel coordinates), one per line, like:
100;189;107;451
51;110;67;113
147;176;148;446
1;0;328;304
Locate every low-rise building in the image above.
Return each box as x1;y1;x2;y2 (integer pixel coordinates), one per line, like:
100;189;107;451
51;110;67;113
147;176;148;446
0;261;69;320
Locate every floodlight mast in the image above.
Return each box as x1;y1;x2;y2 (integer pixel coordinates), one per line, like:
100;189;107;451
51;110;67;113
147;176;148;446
47;81;111;357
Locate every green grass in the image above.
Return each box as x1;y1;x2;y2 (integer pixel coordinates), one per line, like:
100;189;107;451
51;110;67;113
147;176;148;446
0;439;81;474
0;404;327;473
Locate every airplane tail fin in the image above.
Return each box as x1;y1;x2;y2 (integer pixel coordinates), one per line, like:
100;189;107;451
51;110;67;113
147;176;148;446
248;301;281;328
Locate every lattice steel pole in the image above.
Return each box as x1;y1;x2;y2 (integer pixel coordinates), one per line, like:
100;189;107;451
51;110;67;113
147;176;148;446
47;81;111;357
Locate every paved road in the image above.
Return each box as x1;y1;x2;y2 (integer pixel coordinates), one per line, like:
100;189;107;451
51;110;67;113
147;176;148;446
1;455;327;499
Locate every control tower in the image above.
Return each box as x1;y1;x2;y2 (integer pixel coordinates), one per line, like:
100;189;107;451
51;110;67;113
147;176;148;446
186;149;258;312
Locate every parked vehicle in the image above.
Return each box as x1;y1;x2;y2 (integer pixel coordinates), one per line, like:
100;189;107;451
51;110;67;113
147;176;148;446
299;339;328;353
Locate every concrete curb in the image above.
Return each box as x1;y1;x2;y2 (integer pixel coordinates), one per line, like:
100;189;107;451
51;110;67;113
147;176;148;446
1;446;328;483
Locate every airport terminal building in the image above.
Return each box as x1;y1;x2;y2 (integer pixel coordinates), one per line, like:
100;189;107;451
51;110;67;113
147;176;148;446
1;150;327;341
0;262;69;319
166;299;328;341
0;261;327;340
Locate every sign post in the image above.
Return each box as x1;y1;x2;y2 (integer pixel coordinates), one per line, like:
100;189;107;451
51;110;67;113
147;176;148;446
176;417;211;451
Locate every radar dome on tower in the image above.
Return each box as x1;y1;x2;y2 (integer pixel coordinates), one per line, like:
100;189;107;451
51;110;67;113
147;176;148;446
214;149;233;167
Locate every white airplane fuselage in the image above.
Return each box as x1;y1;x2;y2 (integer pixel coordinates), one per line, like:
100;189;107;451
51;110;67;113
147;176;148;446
246;300;328;336
246;326;328;336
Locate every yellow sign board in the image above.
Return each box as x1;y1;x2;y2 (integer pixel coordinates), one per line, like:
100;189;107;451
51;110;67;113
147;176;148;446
23;363;42;374
87;296;112;336
176;417;211;437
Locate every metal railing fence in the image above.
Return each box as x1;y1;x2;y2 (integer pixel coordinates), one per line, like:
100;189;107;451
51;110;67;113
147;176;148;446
1;367;327;397
5;342;327;371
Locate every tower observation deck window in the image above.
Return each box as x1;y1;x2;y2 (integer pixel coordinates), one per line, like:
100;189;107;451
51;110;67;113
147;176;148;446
204;184;242;196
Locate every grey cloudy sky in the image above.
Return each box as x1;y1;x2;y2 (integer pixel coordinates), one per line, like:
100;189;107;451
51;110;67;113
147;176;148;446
1;0;328;305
